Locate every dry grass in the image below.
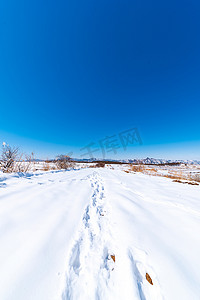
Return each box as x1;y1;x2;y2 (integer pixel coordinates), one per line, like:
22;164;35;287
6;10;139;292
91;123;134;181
172;179;199;185
172;179;184;184
129;165;157;174
130;165;145;172
41;161;57;171
42;162;51;171
164;172;200;185
187;182;199;185
146;168;157;173
125;164;200;185
191;173;200;183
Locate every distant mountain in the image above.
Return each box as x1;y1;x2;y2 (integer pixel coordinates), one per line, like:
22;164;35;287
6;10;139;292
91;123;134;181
122;157;200;165
72;157;200;165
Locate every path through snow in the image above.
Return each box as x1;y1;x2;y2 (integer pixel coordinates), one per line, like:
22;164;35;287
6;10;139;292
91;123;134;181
62;171;163;300
0;168;200;300
62;172;117;300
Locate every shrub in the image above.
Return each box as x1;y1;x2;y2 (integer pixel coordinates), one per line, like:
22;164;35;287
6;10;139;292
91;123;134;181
130;165;144;172
55;155;74;170
0;145;34;173
95;162;105;168
0;145;19;173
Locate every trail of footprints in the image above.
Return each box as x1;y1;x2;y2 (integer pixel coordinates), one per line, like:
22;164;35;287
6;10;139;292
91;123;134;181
62;172;116;300
62;172;162;300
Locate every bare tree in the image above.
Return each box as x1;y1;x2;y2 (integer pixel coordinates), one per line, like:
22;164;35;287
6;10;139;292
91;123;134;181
1;145;19;173
55;155;74;170
0;145;34;173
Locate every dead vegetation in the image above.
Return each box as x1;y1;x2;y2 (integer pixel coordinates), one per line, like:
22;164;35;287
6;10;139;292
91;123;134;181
124;164;200;185
16;153;34;173
172;179;184;184
95;162;106;168
187;181;199;185
89;162;106;168
40;159;57;171
110;254;115;263
0;145;33;173
55;155;74;170
0;145;19;173
172;179;199;186
163;172;200;185
146;273;153;285
128;165;157;174
191;173;200;183
42;162;50;171
0;144;76;173
131;165;145;172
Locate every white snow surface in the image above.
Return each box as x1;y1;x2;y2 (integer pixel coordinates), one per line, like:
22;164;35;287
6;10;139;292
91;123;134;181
0;168;200;300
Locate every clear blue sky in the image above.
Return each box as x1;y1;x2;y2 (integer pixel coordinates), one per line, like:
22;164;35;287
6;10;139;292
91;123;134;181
0;0;200;160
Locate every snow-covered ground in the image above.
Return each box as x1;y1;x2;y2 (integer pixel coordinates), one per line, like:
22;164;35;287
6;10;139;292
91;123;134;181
0;167;200;300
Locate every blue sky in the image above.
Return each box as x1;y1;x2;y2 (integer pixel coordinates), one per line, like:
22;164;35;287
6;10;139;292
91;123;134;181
0;0;200;159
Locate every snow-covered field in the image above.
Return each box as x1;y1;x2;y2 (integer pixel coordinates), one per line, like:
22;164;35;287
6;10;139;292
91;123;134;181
0;167;200;300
